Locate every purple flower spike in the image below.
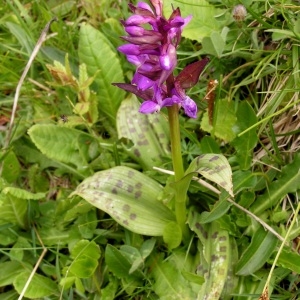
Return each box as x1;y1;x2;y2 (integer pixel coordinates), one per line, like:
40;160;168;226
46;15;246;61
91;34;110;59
114;0;208;119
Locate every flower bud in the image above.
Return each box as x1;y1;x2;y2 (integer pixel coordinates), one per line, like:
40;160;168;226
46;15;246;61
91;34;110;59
232;4;247;22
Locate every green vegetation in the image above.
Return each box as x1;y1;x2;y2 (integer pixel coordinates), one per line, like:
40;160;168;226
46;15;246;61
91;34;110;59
0;0;299;299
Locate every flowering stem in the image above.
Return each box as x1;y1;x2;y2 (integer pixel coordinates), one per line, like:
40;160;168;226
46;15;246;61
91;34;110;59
167;105;189;242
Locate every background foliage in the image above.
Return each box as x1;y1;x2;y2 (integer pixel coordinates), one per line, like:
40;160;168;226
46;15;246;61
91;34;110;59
0;0;299;299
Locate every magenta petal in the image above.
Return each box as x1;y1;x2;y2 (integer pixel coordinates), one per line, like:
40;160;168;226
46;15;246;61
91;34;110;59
118;44;140;55
161;95;180;107
125;26;145;36
159;44;177;71
132;73;154;90
139;101;160;114
182;96;197;118
125;15;152;26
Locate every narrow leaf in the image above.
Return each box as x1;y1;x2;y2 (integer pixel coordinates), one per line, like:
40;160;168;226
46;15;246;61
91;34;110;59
251;154;300;215
231;102;258;169
236;227;277;275
188;210;232;299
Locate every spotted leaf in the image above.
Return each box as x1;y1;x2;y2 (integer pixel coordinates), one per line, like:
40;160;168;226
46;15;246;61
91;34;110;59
71;166;175;236
186;154;233;197
117;95;170;169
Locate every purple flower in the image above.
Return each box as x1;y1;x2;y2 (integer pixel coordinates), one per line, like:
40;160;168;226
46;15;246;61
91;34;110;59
114;0;208;118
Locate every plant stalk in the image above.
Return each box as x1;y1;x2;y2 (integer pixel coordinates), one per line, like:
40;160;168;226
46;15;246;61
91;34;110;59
167;105;189;241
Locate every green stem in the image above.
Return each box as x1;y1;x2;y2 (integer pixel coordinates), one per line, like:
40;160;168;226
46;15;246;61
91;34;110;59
167;105;189;241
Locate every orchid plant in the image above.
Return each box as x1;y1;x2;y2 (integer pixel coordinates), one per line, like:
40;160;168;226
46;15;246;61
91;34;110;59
71;0;234;297
113;0;233;240
73;0;233;244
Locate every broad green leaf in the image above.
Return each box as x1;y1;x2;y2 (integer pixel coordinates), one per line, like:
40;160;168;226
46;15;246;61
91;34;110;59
163;221;182;250
151;258;197;300
10;237;31;261
78;23;125;127
231;102;258;170
105;244;142;279
49;0;75;17
163;0;225;42
274;248;300;273
200;136;220;154
202;31;225;57
236;227;277;275
68;240;101;278
120;245;143;274
201;99;237;142
14;271;57;299
186;153;233;196
72;166;175;236
2;187;45;200
100;275;118;300
140;238;156;259
0;194;27;228
117;95;170;169
28;124;94;175
1;150;20;183
251;154;300;215
0;261;27;287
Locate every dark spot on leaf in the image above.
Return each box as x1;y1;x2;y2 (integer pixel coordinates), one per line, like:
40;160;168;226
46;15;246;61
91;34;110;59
220;181;228;187
216;165;227;172
220;246;227;252
211;231;218;239
128;170;135;178
195;223;208;239
134;148;141;157
209;155;219;162
129;127;137;133
135;182;142;189
123;220;129;226
127;185;134;193
117;180;123;188
130;213;137;220
219;236;227;241
123;204;130;212
135;191;142;199
138;139;149;146
159;133;165;138
211;254;218;262
111;188;118;194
